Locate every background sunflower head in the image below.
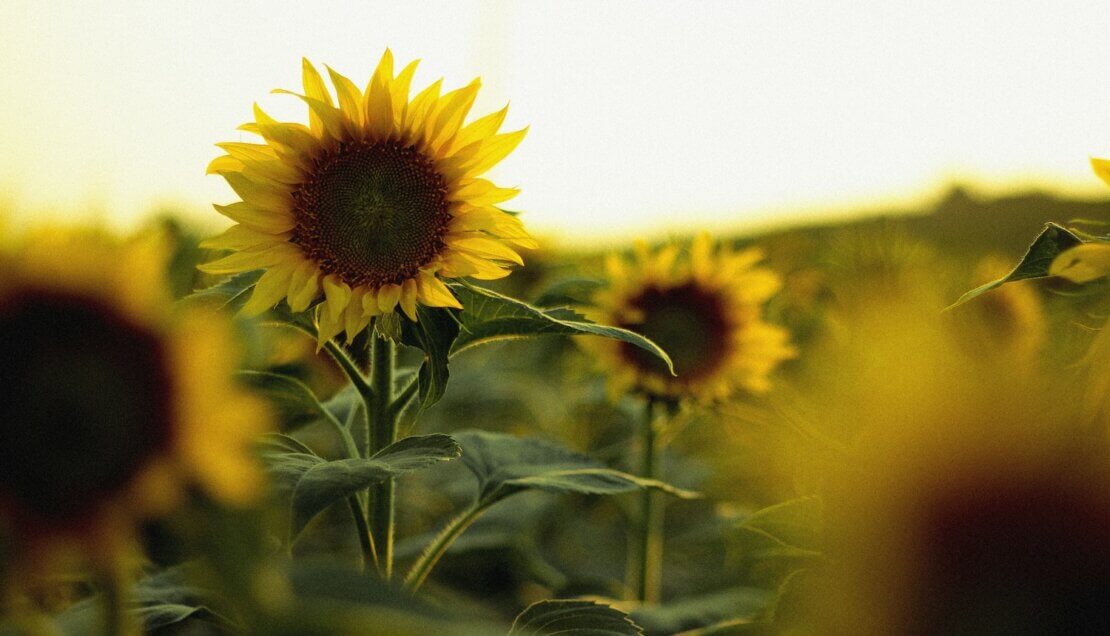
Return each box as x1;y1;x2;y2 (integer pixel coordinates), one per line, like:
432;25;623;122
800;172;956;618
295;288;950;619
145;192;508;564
586;233;796;402
200;50;535;344
0;228;268;569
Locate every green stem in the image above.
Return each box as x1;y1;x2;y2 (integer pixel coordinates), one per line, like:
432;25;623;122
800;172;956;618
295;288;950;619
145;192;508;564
97;565;134;636
633;398;664;603
347;496;377;571
389;374;420;419
323;339;373;402
368;336;397;579
403;500;490;593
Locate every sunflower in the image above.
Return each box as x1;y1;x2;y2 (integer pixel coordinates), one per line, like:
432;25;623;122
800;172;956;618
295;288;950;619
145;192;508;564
801;384;1110;635
199;50;534;344
587;233;795;402
0;229;267;568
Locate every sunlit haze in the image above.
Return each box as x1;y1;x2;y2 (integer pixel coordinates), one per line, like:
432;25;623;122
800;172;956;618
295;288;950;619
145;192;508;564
2;1;1109;244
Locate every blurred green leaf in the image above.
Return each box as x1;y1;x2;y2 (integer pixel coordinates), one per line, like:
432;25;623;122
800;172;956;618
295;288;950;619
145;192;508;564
533;278;605;308
448;283;673;374
629;587;771;635
455;430;698;504
948;222;1082;308
240;370;333;429
400;306;461;411
290;434;461;537
509;599;643;635
735;497;822;553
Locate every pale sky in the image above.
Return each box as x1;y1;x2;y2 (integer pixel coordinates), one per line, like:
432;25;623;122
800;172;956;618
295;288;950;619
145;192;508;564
2;1;1109;244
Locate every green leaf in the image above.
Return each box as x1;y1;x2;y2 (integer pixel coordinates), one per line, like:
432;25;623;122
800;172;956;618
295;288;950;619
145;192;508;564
400;306;461;411
533;278;605;307
448;283;673;374
188;269;263;312
290;434;461;537
736;497;823;553
509;599;644;635
239;370;333;429
629;587;772;635
948;222;1083;308
455;430;699;503
188;270;318;336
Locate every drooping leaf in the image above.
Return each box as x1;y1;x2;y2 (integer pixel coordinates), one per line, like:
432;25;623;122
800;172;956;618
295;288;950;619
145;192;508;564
240;370;333;429
290;434;461;537
509;599;644;636
400;305;461;410
448;284;673;374
948;223;1083;308
455;430;698;503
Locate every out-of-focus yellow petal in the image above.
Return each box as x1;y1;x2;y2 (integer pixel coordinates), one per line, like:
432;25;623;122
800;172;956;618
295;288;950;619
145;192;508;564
1091;157;1110;188
1050;242;1110;283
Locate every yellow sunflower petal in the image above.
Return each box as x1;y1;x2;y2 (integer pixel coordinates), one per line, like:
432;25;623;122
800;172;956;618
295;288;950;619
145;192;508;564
459;127;528;177
452;104;508;150
326;65;364;128
428;79;481;152
390;59;420;122
198;244;296;275
212;202;295;234
287;261;321;312
377;283;402;313
206;155;243;175
199;224;286;251
344;288;371;337
322;275;351;323
416;272;462;308
1091;157;1110;188
241;265;295;317
301;58;334;136
448;236;525;265
453;179;520;206
399;279;418;320
216;142;302;184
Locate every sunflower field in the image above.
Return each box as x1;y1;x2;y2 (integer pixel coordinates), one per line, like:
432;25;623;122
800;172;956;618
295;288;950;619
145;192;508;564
2;22;1110;636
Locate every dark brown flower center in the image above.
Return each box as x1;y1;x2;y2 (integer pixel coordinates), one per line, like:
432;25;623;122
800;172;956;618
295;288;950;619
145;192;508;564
617;282;735;386
909;473;1110;633
290;140;451;288
0;290;175;526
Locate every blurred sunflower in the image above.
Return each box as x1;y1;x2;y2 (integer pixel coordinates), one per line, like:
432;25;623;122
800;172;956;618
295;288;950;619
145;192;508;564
587;233;795;401
952;255;1045;363
796;383;1110;634
200;50;534;343
0;230;267;568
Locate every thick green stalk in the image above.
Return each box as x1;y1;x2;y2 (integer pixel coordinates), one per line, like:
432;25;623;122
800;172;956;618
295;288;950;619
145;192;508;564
368;336;397;579
633;398;664;603
403;500;489;593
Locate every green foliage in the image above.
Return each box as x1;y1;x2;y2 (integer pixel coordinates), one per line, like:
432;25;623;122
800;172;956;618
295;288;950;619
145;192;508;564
400;305;460;411
263;434;460;538
509;599;644;635
629;587;771;635
240;370;334;430
455;430;699;504
949;222;1082;308
448;284;673;376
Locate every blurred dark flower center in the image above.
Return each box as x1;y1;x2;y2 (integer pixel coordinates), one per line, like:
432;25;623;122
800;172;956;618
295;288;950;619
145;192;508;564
0;290;174;525
910;474;1110;633
618;282;733;383
291;140;451;288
